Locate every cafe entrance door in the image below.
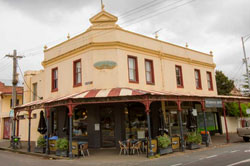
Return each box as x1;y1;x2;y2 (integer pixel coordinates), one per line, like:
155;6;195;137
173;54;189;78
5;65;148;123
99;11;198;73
100;108;115;147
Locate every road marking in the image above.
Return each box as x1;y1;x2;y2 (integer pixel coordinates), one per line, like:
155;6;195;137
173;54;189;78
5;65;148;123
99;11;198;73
170;163;182;166
227;159;250;166
205;155;217;159
230;150;240;153
244;150;250;152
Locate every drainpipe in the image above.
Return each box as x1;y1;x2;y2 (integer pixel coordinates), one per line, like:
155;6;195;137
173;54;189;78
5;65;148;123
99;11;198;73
222;102;230;143
177;100;185;152
201;100;209;147
45;107;50;155
28;108;32;152
68;103;74;159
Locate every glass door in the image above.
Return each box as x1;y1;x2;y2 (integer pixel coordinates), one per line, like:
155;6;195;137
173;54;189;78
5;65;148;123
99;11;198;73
100;108;115;147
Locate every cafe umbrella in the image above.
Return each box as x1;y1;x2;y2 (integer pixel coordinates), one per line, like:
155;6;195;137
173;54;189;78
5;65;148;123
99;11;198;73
38;111;47;134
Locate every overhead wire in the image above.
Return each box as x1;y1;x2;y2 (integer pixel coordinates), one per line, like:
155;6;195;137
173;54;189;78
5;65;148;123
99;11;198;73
21;0;193;58
17;0;184;57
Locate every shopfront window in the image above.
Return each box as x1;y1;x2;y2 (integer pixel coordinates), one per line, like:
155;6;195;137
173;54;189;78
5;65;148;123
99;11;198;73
73;108;88;137
124;105;147;139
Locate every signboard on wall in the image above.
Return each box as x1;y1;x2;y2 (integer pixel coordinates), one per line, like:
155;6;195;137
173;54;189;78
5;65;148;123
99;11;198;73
205;98;222;108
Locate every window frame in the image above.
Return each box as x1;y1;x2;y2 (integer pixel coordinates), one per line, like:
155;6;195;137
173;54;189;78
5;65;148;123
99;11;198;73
73;59;82;87
145;59;155;85
51;67;58;92
194;69;202;90
32;82;38;101
175;65;184;88
207;71;214;91
127;55;139;83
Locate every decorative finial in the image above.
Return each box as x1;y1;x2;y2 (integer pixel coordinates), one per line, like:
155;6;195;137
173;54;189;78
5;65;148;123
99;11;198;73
210;51;213;55
44;45;47;50
101;0;105;10
185;42;189;48
67;33;70;40
153;29;162;39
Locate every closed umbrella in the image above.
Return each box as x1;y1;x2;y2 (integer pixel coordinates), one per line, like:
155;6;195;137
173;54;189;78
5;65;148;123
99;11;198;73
38;111;47;134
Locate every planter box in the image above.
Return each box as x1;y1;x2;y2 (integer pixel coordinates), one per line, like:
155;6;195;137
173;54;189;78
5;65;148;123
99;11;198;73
34;147;45;153
56;150;68;157
60;150;68;157
158;146;173;155
186;143;200;150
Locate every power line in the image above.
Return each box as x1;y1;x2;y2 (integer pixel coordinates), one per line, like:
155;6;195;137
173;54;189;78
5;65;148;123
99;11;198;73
24;0;194;58
6;0;195;59
15;0;171;57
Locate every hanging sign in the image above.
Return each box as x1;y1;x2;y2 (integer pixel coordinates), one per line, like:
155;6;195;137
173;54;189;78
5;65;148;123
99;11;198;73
9;109;14;118
192;109;197;116
205;98;222;108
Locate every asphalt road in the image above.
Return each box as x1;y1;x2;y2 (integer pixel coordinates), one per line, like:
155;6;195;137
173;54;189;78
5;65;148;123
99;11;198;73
1;142;250;166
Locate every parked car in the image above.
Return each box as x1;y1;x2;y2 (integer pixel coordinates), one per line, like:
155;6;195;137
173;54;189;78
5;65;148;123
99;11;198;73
237;120;250;142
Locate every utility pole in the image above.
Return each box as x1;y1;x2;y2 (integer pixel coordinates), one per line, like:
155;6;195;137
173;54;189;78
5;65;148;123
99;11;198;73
5;50;23;139
241;35;250;94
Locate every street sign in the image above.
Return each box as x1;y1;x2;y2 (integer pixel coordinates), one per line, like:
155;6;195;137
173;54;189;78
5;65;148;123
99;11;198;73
9;109;14;118
246;109;250;115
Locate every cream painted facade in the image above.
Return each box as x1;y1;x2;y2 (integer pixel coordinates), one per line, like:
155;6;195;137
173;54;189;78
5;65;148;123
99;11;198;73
25;9;217;103
22;9;218;142
0;93;23;139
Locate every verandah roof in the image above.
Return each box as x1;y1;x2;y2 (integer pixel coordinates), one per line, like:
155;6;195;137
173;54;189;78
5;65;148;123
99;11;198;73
15;87;250;111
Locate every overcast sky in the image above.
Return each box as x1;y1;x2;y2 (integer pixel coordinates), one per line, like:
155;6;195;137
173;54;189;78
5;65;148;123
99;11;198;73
0;0;249;88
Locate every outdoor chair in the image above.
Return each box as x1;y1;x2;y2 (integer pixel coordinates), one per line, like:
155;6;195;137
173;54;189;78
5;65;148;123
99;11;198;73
131;141;142;155
80;143;90;157
118;141;129;155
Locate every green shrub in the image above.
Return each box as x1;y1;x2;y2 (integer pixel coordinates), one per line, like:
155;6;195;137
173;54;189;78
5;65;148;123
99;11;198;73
157;134;171;148
56;138;68;151
186;132;202;144
37;135;46;148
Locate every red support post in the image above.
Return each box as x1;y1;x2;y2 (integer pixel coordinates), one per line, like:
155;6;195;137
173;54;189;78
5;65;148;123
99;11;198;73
177;100;185;152
238;101;244;127
222;102;230;143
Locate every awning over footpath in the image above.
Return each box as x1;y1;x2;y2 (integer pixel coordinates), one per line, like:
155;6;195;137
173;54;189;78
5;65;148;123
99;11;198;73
15;87;250;111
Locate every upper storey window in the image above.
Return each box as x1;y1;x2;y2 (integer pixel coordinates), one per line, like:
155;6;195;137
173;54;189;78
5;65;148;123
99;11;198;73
51;67;58;92
128;56;139;83
175;65;183;88
194;69;202;89
207;71;213;91
32;83;37;101
73;59;82;87
145;59;154;84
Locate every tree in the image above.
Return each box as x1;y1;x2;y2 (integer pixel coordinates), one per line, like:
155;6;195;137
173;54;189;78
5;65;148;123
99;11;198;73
242;72;250;96
225;102;250;117
215;70;234;95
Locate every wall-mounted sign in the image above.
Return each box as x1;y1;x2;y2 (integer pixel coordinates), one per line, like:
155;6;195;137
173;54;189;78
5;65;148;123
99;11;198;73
94;61;117;70
95;123;100;131
205;98;222;108
85;81;93;85
192;109;197;116
9;109;14;118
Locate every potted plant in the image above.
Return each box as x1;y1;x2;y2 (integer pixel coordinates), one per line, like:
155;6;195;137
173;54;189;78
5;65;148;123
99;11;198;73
56;138;68;157
34;135;46;153
157;134;173;155
186;132;202;150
